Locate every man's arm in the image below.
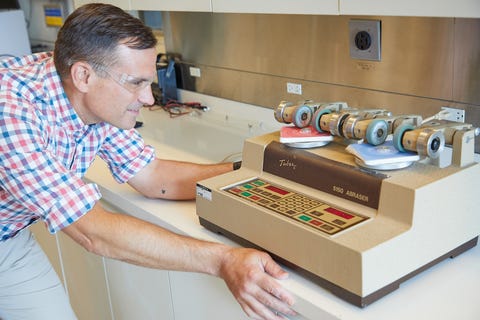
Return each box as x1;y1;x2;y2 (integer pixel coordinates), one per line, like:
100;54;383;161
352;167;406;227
62;203;296;319
127;158;233;200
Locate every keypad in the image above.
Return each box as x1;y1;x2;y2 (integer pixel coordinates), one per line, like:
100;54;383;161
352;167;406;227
224;178;368;235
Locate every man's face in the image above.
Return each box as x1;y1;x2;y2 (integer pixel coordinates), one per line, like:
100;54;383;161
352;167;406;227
84;45;157;129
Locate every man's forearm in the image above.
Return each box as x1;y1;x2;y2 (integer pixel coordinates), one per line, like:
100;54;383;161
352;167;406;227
128;159;233;200
62;201;296;319
62;203;228;275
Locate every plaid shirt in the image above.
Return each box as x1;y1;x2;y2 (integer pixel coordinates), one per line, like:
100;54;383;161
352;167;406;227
0;52;155;241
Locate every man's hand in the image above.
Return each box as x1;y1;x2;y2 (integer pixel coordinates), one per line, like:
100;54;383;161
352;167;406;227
219;247;297;319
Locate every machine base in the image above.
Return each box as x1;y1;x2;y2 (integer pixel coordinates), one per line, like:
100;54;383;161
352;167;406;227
199;217;478;307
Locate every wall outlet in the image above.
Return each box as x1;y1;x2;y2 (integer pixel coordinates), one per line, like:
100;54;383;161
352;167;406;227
349;19;381;61
287;82;302;95
189;66;201;77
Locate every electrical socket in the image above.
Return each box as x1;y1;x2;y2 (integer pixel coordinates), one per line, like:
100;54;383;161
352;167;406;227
349;19;381;61
287;82;302;95
189;66;201;78
441;107;465;123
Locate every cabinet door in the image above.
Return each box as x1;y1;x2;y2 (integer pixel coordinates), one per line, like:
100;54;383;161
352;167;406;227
212;0;339;14
100;200;175;320
131;0;212;11
73;0;130;10
169;271;249;320
105;258;175;320
340;0;480;18
57;232;113;320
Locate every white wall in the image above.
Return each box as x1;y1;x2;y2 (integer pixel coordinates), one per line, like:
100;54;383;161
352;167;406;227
18;0;73;51
0;10;31;59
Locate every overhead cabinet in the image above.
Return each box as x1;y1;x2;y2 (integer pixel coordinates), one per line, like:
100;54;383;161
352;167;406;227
73;0;130;10
131;0;212;12
210;0;339;15
74;0;480;17
340;0;480;18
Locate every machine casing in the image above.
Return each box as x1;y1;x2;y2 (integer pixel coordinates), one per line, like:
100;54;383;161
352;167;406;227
196;132;480;307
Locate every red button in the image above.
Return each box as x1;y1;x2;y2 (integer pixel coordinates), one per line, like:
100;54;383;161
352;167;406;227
325;207;354;219
265;185;290;195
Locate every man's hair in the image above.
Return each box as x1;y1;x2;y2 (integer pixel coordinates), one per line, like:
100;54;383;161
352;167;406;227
54;3;157;79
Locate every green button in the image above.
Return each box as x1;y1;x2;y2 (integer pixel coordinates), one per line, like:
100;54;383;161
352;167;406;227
253;180;265;186
241;191;252;197
298;215;312;222
243;184;254;189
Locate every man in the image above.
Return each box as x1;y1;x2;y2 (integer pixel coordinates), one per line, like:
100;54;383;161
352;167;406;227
0;3;296;320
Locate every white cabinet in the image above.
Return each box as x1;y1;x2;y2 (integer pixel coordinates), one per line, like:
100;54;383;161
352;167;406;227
131;0;212;12
74;0;212;12
169;271;249;320
57;232;113;320
32;196;249;319
73;0;480;17
100;198;175;320
340;0;480;18
97;200;172;319
101;200;245;320
73;0;130;10
33;200;175;320
30;223;113;320
105;258;175;320
211;0;339;15
214;0;480;16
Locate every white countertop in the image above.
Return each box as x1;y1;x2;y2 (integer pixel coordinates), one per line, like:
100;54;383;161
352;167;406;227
84;91;480;320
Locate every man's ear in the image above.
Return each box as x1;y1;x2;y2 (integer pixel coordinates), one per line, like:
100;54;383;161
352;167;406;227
70;61;94;93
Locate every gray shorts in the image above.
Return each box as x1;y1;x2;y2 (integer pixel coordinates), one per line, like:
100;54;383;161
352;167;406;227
0;229;77;320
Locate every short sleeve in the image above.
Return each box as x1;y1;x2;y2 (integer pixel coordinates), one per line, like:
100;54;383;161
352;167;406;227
97;128;155;183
